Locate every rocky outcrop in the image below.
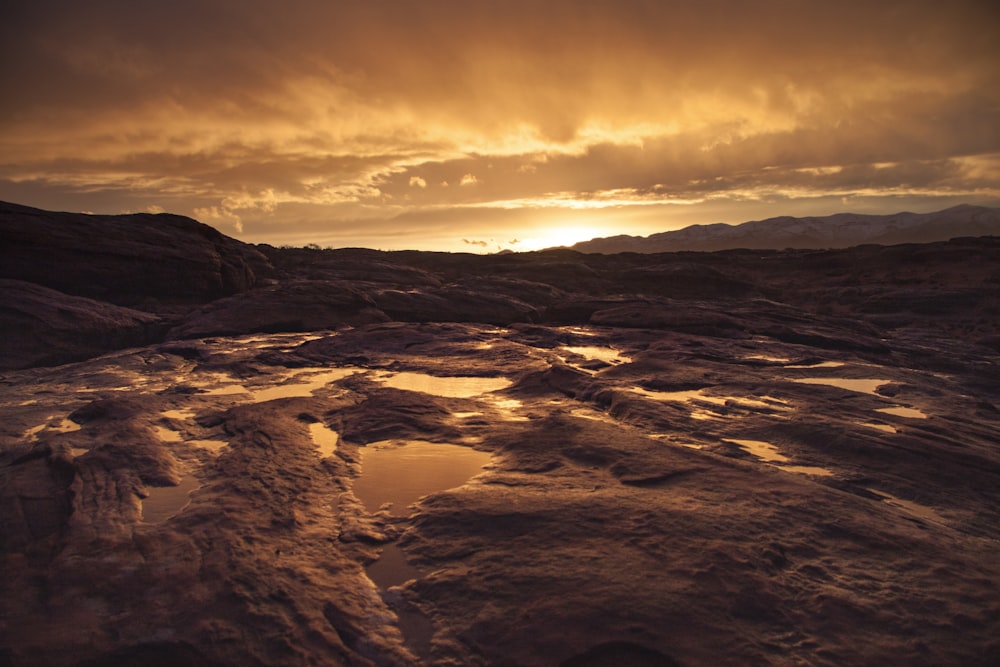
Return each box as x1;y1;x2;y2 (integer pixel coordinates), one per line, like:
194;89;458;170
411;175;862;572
166;280;388;339
0;201;272;305
0;279;165;370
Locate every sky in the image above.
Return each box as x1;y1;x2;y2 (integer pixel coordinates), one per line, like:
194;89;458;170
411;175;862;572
1;1;999;252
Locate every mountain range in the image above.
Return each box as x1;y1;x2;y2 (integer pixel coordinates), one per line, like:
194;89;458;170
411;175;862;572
570;204;1000;253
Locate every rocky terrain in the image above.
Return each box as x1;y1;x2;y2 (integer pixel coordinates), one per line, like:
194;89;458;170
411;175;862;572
2;201;999;666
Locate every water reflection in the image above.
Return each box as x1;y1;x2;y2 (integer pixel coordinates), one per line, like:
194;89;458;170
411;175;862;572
560;346;630;365
366;542;421;589
876;406;928;419
353;440;492;516
792;377;892;396
142;476;199;523
24;417;81;440
189;439;228;452
309;422;339;457
861;422;898;434
374;371;511;398
724;438;833;477
248;368;361;402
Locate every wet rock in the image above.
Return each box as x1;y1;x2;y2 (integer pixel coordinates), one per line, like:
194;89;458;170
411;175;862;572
0;279;165;370
373;286;538;325
167;280;388;339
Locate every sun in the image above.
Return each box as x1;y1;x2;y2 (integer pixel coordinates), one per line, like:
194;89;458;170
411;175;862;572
517;224;606;251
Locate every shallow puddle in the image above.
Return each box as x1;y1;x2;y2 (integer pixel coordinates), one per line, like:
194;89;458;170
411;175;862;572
309;422;339;457
560;346;630;365
876;406;928;419
725;438;789;463
367;543;421;589
725;439;833;476
793;377;892;396
249;368;361;402
154;425;182;442
142;476;200;523
374;371;511;398
24;417;81;440
353;440;492;516
189;439;228;452
861;422;898;433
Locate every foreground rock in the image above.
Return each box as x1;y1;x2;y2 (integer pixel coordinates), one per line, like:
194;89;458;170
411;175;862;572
2;320;998;666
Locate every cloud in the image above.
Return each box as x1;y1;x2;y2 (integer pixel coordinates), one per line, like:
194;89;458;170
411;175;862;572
0;1;998;249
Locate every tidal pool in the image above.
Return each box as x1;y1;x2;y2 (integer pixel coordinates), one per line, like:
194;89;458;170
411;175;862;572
142;476;200;523
353;440;492;516
374;371;512;398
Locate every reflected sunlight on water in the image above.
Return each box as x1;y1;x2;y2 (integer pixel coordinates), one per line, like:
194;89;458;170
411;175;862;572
793;377;892;395
309;422;339;457
374;371;511;398
353;440;492;516
142;476;200;523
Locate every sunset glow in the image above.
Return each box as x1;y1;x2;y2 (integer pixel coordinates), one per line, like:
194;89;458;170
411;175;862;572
1;0;998;251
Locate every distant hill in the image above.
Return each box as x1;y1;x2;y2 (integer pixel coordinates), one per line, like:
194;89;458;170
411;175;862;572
570;204;1000;253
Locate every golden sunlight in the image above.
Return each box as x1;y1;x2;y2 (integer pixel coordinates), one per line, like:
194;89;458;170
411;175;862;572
517;223;610;251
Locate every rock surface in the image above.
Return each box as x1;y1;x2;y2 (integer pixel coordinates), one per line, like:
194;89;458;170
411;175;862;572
0;279;165;370
2;204;999;666
0;201;272;305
